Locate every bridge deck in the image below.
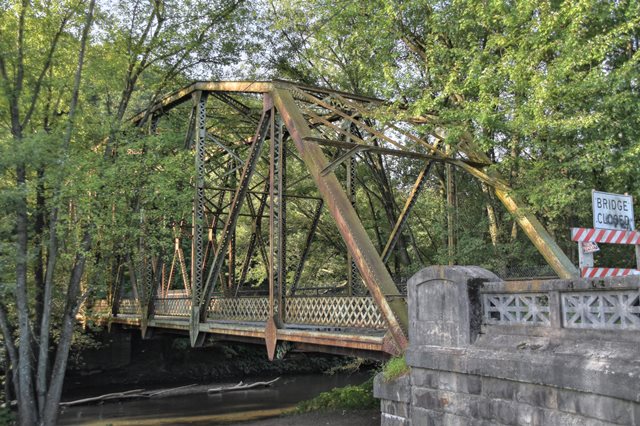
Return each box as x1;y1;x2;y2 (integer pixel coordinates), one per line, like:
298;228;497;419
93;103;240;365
92;297;392;359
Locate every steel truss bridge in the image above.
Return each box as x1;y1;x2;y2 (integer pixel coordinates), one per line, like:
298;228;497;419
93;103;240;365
89;80;578;360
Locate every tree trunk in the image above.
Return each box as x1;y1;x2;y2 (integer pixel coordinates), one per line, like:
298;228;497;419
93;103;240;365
446;151;456;265
15;162;37;426
480;182;500;247
34;167;46;338
42;231;92;425
36;2;96;422
0;303;19;401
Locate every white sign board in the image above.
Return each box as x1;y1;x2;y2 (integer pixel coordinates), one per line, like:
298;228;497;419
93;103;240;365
592;190;635;230
581;241;600;254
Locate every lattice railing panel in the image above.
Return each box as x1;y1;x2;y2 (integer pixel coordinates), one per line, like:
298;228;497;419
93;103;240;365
118;299;141;316
562;291;640;330
208;297;269;322
154;297;191;317
483;293;550;326
285;296;386;329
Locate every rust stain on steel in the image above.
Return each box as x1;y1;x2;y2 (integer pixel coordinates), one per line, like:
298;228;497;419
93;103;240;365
201;324;264;337
276;333;384;352
271;85;408;351
381;331;403;356
265;317;278;361
110;318;141;326
292;343;389;361
131;81;274;124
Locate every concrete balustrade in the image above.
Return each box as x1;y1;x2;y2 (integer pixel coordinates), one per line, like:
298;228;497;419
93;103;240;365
375;266;640;425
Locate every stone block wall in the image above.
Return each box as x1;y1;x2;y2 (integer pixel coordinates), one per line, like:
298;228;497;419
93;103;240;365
375;266;640;425
375;374;411;426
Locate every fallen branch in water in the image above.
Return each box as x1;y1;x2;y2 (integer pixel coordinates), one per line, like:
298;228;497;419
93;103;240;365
208;377;280;393
58;379;276;408
148;383;197;398
60;389;145;407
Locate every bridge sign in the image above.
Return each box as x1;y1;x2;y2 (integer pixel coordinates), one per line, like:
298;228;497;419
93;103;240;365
592;190;634;231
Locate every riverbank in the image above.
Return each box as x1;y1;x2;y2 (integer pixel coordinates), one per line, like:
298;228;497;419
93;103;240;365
75;407;380;426
58;373;375;425
55;331;381;425
236;409;380;426
65;331;365;392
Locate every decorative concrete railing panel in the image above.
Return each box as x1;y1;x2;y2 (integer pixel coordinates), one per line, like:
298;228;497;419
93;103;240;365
483;293;551;326
562;290;640;330
481;276;640;331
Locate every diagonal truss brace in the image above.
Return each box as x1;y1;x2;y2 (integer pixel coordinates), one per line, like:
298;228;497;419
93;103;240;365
190;101;272;346
382;161;434;264
272;85;409;351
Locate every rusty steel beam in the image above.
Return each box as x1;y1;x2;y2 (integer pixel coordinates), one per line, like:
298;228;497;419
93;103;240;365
269;106;287;326
290;199;323;296
131;81;274;124
210;91;260;122
291;343;389;361
203;186;321;201
278;79;384;104
320;144;365;177
382;161;434;264
448;156;579;278
189;91;208;344
237;181;270;295
346;150;358;296
194;104;272;346
304;136;486;166
272;85;408;351
165;240;178;297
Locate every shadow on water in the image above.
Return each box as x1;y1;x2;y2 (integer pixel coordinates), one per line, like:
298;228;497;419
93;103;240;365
58;372;371;425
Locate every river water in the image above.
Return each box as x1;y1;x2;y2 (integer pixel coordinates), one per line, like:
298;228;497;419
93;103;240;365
58;372;371;425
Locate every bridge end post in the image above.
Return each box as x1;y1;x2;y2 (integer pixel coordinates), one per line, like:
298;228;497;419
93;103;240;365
406;265;499;349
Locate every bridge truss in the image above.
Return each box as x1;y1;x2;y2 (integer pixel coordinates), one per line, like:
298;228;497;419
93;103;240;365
91;81;578;359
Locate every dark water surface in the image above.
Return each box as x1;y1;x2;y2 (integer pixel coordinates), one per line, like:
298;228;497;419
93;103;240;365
58;372;371;425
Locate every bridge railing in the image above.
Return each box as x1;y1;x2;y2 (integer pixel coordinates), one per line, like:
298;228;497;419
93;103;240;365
285;296;386;329
154;297;191;317
119;299;141;316
482;277;640;330
96;295;391;330
208;296;270;322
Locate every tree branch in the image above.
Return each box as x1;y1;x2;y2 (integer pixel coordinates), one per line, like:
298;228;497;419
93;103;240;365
37;0;96;419
21;5;76;130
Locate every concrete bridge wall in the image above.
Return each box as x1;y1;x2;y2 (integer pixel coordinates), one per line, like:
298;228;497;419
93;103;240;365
375;266;640;425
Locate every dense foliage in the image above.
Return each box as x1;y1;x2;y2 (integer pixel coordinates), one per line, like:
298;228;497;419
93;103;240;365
296;376;378;412
0;1;638;424
266;0;640;268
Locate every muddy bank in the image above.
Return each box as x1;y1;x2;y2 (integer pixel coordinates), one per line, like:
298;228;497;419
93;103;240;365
235;409;381;426
64;330;370;394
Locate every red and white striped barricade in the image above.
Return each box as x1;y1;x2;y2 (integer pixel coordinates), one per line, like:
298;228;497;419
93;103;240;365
570;227;640;278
